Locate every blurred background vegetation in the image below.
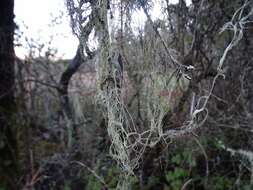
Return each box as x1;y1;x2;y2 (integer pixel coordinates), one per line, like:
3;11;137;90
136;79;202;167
0;0;253;189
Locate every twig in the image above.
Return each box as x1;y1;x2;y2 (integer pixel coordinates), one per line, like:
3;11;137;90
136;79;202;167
71;161;109;189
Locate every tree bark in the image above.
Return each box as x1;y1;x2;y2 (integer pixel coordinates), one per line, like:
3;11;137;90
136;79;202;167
0;0;19;189
58;45;84;121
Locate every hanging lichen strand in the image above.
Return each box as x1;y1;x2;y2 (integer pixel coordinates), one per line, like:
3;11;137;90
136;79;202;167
95;0;189;182
93;2;183;189
95;1;137;187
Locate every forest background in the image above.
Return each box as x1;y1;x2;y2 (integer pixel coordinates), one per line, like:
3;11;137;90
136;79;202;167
0;0;253;190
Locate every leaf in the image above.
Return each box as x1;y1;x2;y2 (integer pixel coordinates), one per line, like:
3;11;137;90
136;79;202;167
171;179;182;190
171;154;181;165
174;168;188;178
63;184;71;190
165;171;175;181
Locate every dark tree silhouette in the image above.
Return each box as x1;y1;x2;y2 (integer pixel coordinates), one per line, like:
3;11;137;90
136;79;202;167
0;0;19;189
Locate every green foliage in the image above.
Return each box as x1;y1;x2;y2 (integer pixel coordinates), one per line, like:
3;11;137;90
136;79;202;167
106;166;119;188
63;183;71;190
142;176;160;190
242;184;253;190
164;151;194;190
165;168;189;190
86;175;102;190
207;176;233;190
171;150;196;168
126;175;139;189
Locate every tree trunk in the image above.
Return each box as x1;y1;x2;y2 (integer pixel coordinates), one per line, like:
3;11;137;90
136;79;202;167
0;0;19;189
